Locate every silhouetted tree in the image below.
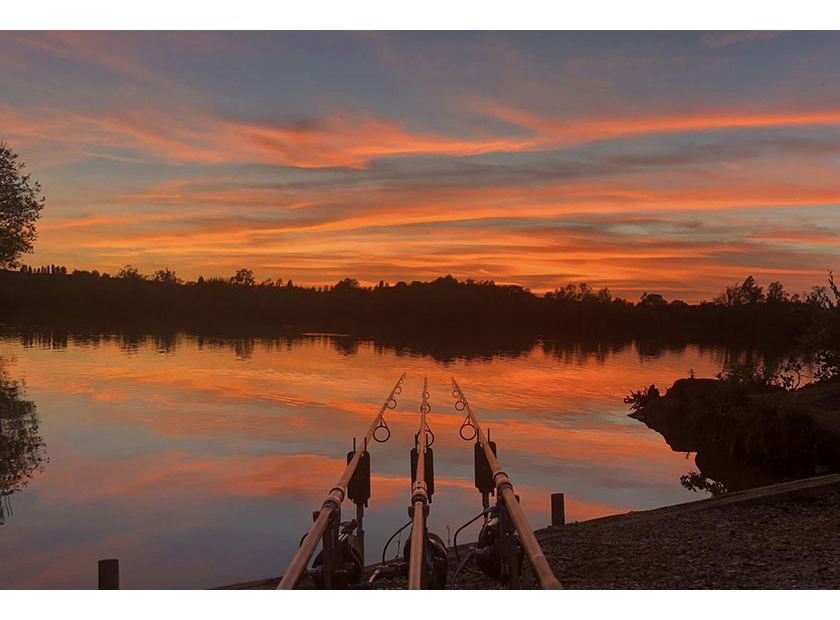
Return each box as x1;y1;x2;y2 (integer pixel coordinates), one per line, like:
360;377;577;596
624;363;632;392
117;264;144;280
802;271;840;380
231;268;255;286
547;282;602;302
639;292;667;307
0;142;46;268
334;277;360;290
596;287;612;303
740;276;764;304
715;275;764;306
766;281;788;303
152;268;181;284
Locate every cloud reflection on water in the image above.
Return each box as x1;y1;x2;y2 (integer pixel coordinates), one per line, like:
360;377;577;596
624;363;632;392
0;333;750;588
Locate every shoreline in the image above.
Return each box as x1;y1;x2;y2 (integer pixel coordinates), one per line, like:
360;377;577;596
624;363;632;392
217;473;840;590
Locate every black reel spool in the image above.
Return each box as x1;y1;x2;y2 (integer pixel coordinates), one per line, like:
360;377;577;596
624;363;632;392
401;531;449;589
309;523;365;588
475;509;524;584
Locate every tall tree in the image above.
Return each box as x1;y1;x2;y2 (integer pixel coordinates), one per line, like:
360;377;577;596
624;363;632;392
0;143;45;268
231;268;255;286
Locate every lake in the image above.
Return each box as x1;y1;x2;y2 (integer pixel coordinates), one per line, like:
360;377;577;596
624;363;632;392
0;331;770;589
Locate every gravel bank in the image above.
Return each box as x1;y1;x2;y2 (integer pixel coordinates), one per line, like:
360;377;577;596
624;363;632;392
448;487;840;589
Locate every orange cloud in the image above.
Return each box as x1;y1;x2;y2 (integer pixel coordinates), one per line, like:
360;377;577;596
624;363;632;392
471;98;840;146
13;93;840;175
1;104;528;169
28;166;836;301
220;114;527;169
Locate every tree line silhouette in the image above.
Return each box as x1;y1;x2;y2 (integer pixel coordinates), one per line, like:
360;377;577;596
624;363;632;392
1;264;835;347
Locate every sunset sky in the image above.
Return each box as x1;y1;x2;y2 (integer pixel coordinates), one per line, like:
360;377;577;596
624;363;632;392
2;31;840;301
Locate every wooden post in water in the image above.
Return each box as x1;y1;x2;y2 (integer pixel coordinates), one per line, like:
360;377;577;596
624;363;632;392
551;493;565;526
98;558;120;589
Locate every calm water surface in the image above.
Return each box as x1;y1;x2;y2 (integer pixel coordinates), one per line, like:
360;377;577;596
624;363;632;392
0;333;760;588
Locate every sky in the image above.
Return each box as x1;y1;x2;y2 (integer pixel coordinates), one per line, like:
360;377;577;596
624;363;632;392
2;30;840;301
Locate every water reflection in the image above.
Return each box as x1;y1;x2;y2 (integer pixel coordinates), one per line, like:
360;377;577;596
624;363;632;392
0;357;48;525
0;330;787;588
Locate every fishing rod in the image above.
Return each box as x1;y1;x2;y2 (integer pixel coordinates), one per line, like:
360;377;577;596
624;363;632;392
449;377;563;590
406;377;448;589
277;372;406;590
354;378;447;590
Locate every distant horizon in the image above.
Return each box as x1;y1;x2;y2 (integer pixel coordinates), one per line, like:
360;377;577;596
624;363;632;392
9;261;833;304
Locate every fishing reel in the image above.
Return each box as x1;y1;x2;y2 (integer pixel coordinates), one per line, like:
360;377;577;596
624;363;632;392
365;525;448;589
402;530;449;589
307;518;365;589
449;435;524;589
475;504;524;584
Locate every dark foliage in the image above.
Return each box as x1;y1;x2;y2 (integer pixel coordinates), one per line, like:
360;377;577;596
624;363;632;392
0;269;826;348
623;384;661;411
680;470;727;497
0;143;45;268
800;271;840;381
0;357;47;524
629;370;840;495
